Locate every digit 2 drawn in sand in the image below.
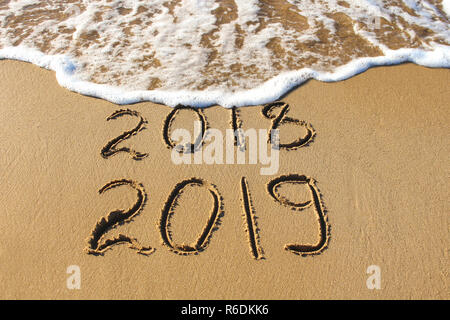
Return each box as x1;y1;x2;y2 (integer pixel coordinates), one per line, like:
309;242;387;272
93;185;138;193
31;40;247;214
85;179;154;256
267;174;329;256
101;109;149;160
240;177;264;260
159;178;223;255
262;101;315;150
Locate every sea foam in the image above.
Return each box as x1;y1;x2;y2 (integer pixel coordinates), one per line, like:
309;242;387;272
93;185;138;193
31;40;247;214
0;0;449;108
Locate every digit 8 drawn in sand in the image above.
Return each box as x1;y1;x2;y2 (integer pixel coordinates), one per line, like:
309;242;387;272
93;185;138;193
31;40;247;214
262;101;315;150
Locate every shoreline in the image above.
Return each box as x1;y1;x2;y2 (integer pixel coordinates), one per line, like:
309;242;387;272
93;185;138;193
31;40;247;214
1;45;449;108
0;60;448;299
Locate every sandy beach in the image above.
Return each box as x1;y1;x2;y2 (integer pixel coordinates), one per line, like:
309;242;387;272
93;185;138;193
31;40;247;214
0;60;448;299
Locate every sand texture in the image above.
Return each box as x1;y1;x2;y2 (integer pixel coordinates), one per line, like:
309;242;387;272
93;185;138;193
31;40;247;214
0;60;448;299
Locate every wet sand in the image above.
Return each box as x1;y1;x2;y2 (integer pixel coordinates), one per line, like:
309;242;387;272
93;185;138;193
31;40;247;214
0;60;448;299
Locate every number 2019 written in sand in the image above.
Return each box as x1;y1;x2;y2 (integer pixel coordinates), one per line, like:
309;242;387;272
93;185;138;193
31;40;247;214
84;102;330;260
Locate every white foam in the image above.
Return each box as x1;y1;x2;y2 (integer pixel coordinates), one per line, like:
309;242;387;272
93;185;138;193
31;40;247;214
2;44;448;108
7;0;40;12
0;0;448;108
443;0;450;16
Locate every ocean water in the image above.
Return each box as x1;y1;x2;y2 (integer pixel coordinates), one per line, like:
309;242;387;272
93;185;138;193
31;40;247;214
0;0;448;107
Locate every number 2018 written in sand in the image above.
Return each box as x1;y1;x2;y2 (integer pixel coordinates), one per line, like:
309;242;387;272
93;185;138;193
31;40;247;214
84;102;329;260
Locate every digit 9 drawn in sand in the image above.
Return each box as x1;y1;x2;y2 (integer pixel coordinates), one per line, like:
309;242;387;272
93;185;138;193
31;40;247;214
262;102;315;150
267;174;329;256
101;109;149;160
84;179;154;256
159;178;223;255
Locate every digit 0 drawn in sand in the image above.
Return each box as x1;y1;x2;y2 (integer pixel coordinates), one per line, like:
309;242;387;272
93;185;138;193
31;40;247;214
267;174;329;256
240;177;264;260
101;109;149;160
163;105;208;154
159;178;223;255
85;179;154;256
262;101;315;150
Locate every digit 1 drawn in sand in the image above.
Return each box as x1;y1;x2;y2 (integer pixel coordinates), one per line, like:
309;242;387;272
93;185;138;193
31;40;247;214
230;106;245;149
240;177;264;260
85;179;154;256
159;178;223;255
163;105;207;154
101;109;149;160
262;101;315;150
267;174;329;256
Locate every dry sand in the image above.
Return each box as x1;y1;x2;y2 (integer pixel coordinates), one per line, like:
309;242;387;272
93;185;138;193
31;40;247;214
0;60;448;299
